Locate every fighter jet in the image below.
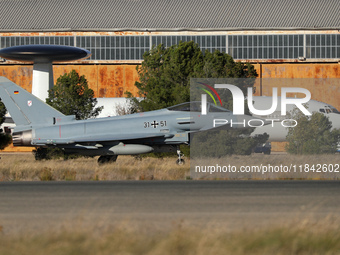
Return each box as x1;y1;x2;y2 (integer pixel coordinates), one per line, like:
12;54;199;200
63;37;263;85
0;76;260;164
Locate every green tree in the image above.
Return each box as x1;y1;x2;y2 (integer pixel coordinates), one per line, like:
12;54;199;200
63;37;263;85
130;41;257;112
0;100;6;125
286;111;340;154
46;70;102;120
130;42;202;111
0;100;12;150
34;70;102;160
191;130;269;157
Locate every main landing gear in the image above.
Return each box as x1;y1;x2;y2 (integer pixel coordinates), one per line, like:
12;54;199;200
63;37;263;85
98;155;118;165
176;146;185;165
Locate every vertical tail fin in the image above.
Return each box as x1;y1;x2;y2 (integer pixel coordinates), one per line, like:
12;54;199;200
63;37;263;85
0;76;65;126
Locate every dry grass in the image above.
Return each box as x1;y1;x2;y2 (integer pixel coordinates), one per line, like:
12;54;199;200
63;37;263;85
0;153;339;180
0;216;339;255
0;153;189;181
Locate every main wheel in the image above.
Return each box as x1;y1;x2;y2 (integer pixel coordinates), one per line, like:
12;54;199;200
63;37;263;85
98;155;118;165
264;149;271;155
176;158;185;165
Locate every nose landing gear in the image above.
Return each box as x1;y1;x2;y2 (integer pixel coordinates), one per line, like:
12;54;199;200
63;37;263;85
176;146;185;165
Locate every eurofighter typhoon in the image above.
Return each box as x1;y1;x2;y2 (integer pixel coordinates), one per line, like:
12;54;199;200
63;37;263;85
0;77;260;164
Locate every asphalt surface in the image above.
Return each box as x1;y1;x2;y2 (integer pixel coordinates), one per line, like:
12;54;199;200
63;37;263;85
0;180;339;234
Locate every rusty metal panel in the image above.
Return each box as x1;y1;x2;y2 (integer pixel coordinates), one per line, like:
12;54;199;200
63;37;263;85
0;65;32;92
96;65;140;98
0;64;140;98
259;64;340;111
1;63;338;105
53;65;140;98
98;65;123;97
125;65;140;96
251;64;262;96
261;64;340;78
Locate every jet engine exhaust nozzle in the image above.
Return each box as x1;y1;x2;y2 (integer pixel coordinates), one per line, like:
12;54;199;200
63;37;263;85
12;130;32;146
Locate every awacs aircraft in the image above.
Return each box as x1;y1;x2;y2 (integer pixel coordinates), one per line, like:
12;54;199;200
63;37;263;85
0;77;260;164
251;96;340;142
250;96;340;154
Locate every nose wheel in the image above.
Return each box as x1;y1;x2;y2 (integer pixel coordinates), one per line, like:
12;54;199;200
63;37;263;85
176;147;185;165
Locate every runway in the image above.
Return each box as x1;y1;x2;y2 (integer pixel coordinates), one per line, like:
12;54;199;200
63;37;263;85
0;180;339;234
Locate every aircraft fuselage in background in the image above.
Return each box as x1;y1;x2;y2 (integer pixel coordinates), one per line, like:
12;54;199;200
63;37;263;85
251;96;340;142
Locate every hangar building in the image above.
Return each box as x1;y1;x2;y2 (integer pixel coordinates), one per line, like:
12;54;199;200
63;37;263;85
0;0;339;151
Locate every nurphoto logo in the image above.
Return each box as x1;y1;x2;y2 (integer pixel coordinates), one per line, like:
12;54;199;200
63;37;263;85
201;84;312;128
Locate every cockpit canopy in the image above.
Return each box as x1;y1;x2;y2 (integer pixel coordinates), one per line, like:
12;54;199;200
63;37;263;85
319;106;340;114
167;102;230;112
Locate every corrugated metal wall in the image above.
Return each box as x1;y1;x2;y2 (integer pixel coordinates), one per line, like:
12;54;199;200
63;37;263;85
1;63;339;107
53;65;141;98
0;65;141;97
253;64;340;110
